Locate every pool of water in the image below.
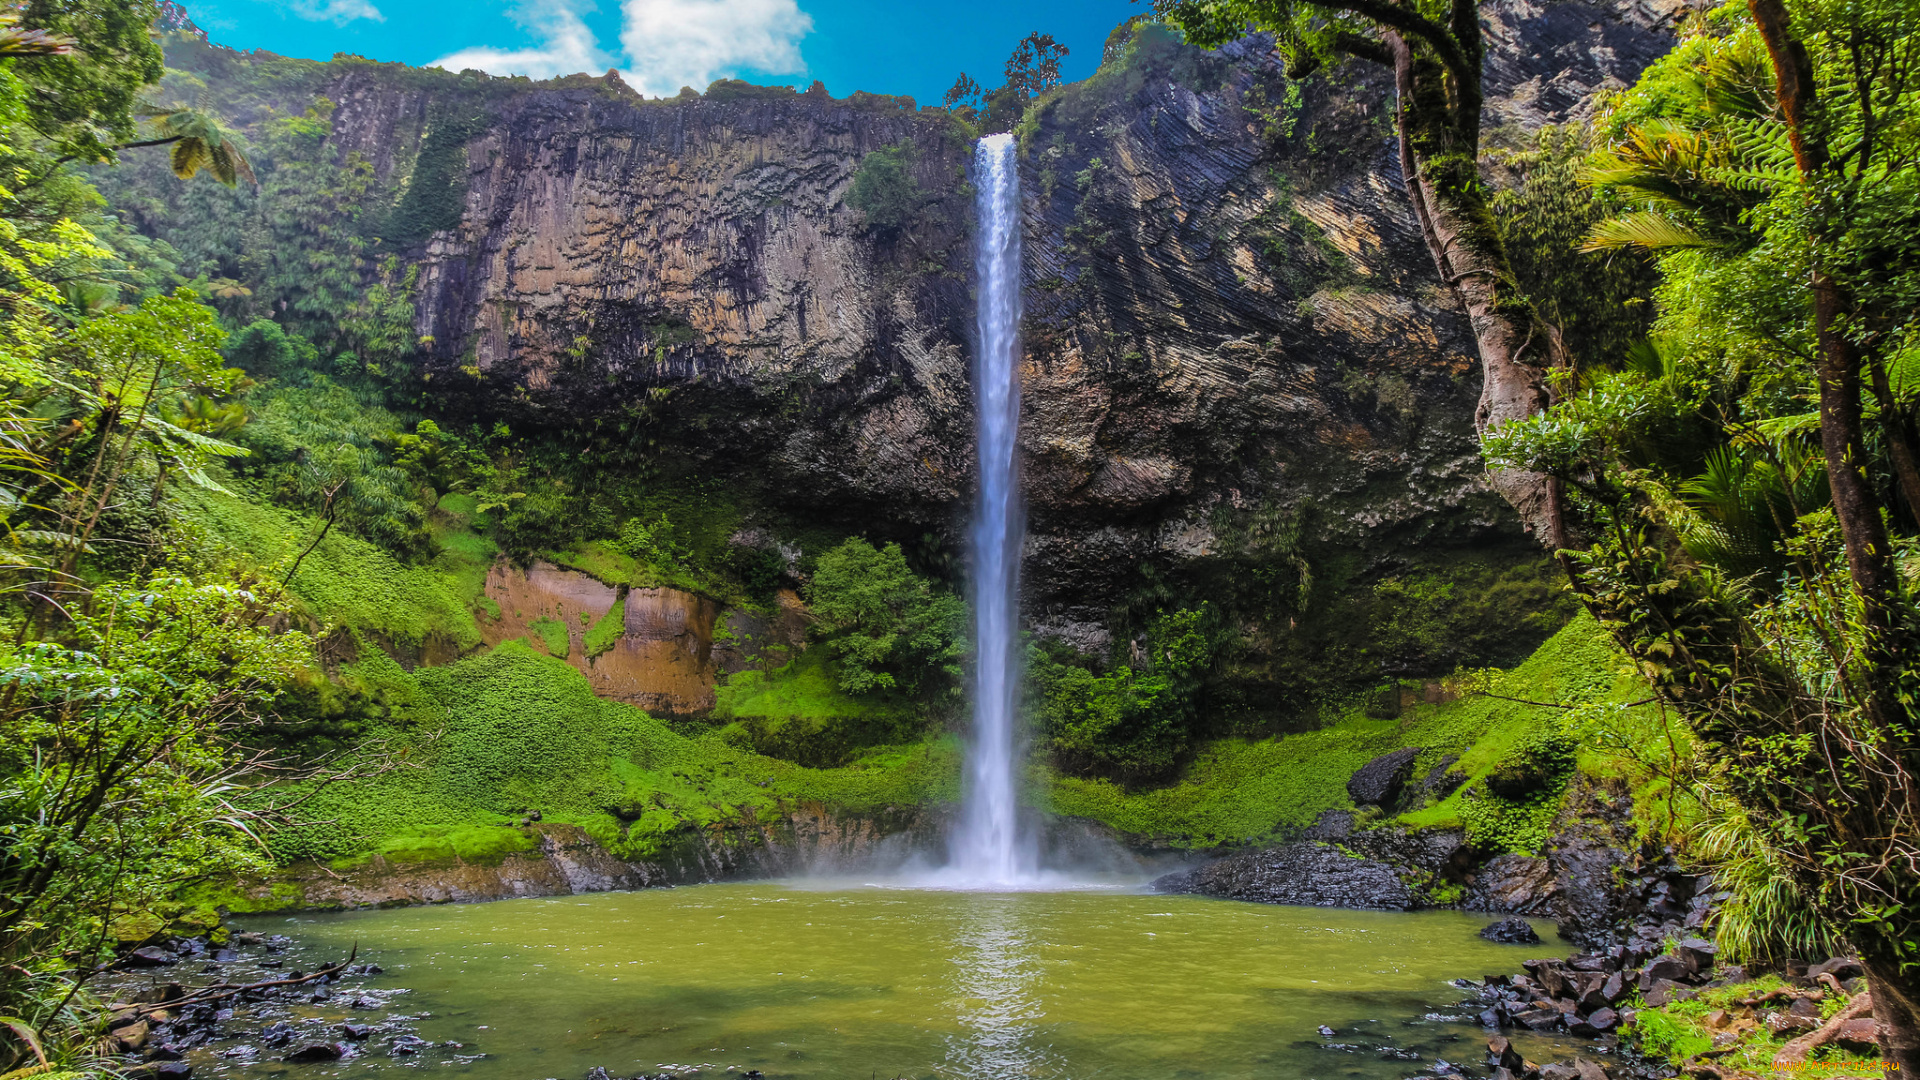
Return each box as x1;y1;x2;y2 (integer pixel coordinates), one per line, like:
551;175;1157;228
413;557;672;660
250;882;1570;1080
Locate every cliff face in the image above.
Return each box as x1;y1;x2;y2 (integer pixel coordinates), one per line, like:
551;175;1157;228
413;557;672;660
138;4;1679;695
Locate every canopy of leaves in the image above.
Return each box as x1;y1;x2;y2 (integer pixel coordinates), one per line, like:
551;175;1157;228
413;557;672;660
805;538;964;696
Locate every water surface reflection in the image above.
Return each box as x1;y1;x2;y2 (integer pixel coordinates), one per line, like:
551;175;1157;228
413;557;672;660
939;898;1059;1080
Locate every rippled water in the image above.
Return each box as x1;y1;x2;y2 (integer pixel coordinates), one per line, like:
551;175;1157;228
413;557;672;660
256;883;1569;1080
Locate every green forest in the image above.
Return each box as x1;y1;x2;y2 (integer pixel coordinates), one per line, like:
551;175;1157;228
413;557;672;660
0;0;1916;1076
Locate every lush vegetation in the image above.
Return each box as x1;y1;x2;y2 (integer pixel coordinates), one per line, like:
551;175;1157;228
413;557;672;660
1175;0;1920;1058
9;0;1920;1074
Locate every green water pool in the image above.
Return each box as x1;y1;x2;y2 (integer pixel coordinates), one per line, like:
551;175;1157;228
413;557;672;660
260;882;1573;1080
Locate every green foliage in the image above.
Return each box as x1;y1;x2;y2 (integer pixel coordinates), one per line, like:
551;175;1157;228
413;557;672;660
269;642;957;864
382;103;486;243
0;575;309;1047
179;486;486;651
583;593;626;658
1487;125;1655;368
805;538;965;696
529;616;570;657
12;0;163;161
616;512;690;568
1033;606;1214;782
846;143;922;230
712;647;925;766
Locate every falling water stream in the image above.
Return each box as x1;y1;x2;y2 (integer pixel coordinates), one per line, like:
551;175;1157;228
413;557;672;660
945;132;1039;888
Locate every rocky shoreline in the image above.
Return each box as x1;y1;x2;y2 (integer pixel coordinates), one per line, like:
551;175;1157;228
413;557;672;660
97;931;461;1078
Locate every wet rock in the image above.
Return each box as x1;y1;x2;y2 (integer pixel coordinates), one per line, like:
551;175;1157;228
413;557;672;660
212;949;239;963
388;1035;428;1056
130;1062;192;1080
1676;938;1717;975
1348;748;1423;807
1488;1036;1526;1072
336;1024;376;1040
1524;958;1573;999
144;1046;185;1063
1467;854;1556;914
1301;810;1355;841
1807;956;1864;982
119;947;179;969
1644;980;1696;1007
1639;954;1690;989
1154;842;1416;910
586;1068;614;1080
1765;1011;1819;1036
259;1020;295;1047
1587;1007;1618;1031
1551;834;1634;947
1835;1018;1883;1054
1318;1025;1337;1036
1514;1007;1563;1031
1481;919;1542;944
285;1042;346;1063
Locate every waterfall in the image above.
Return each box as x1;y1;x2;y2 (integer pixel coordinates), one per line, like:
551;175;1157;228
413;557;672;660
947;132;1037;888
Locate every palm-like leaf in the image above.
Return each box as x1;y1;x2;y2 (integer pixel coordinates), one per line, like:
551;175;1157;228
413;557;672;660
139;107;256;187
0;14;74;56
1581;212;1718;252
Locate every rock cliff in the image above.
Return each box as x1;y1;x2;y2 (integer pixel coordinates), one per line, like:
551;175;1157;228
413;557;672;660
133;3;1681;707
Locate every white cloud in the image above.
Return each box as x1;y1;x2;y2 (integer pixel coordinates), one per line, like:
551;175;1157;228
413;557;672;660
430;0;614;80
616;0;811;97
290;0;385;23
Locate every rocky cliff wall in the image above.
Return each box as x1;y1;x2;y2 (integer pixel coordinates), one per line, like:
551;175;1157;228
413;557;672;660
141;4;1681;699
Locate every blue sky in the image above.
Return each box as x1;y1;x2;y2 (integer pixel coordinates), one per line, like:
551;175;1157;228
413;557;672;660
180;0;1145;103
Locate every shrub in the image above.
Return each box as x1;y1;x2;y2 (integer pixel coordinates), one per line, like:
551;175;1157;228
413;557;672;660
805;538;964;695
1034;606;1213;782
846;143;921;230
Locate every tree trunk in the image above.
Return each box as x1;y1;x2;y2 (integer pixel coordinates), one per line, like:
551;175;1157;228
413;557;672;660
1388;35;1564;546
1866;958;1920;1080
1866;349;1920;528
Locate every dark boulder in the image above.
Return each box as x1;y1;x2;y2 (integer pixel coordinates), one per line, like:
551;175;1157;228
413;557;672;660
1301;810;1355;840
1488;1036;1526;1072
1807;957;1864;982
119;947;179;969
1480;919;1542;944
1676;937;1718;975
1348;748;1423;807
1639;954;1690;988
1154;842;1416;910
1643;980;1695;1007
1466;854;1556;914
285;1043;345;1063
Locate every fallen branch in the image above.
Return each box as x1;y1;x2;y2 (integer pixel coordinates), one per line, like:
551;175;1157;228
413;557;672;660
109;946;357;1018
1774;991;1873;1067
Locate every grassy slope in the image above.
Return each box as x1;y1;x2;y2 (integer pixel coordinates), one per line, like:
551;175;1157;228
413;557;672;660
184;484;1654;877
266;641;956;870
182;486;490;649
1044;614;1646;847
